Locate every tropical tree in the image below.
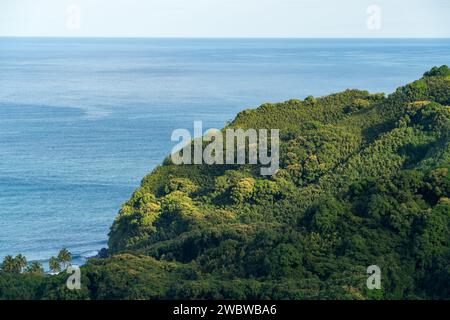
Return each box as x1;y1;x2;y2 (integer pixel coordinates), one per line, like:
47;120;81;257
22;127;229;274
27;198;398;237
25;261;45;275
1;255;19;273
15;254;27;273
49;256;61;273
57;248;72;270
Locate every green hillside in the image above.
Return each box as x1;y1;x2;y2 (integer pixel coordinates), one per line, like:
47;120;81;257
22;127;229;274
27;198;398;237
1;66;449;300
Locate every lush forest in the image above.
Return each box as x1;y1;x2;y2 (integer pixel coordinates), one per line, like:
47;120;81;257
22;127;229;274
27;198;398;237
1;66;449;300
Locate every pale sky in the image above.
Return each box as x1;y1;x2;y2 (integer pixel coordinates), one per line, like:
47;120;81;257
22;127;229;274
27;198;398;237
0;0;449;37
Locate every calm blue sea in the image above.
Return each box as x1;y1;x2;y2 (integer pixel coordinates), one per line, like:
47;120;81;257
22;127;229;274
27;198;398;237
0;38;449;267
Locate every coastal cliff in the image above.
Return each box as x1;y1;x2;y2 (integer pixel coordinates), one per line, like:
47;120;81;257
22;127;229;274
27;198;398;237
1;66;449;299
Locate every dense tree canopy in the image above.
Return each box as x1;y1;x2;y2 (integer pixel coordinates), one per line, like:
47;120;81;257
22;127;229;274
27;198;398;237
1;66;449;300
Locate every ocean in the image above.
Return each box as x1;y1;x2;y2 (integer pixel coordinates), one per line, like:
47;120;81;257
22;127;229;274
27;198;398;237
0;38;449;266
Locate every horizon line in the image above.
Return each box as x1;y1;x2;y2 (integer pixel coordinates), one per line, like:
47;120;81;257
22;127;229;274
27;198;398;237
1;36;450;40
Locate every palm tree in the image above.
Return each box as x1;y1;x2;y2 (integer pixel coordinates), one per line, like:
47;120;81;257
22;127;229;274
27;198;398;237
49;256;61;273
57;248;72;270
15;254;27;273
1;255;17;273
25;261;44;275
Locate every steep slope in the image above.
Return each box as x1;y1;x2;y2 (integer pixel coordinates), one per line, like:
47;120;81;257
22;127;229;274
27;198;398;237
1;66;449;300
99;66;449;299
